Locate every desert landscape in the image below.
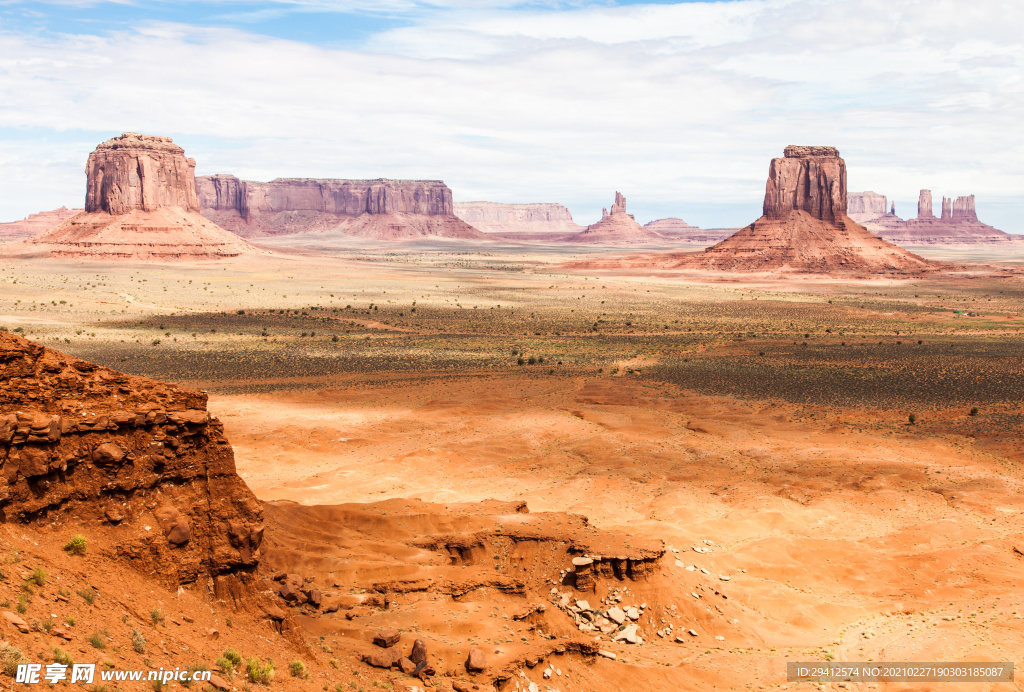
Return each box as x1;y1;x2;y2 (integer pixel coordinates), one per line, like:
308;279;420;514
0;123;1023;692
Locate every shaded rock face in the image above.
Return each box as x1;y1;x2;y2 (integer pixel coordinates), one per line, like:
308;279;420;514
85;133;200;215
197;175;486;240
918;189;934;219
763;145;846;224
0;332;263;584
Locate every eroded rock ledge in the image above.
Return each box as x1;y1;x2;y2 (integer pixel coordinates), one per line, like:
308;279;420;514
0;331;263;584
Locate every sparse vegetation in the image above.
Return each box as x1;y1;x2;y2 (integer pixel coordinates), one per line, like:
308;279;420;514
52;646;74;666
131;627;146;653
246;657;275;684
27;566;47;586
64;534;88;555
1;644;27;677
289;660;308;678
151;608;164;625
87;630;107;649
223;649;243;667
77;587;97;604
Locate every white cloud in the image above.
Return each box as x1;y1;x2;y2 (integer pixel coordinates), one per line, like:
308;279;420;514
0;0;1021;230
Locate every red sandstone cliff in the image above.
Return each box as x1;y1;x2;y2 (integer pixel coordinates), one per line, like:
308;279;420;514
197;175;489;240
683;146;931;273
0;332;264;585
24;134;260;260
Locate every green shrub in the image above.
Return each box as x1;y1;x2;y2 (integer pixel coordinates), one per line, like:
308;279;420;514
215;657;233;677
908;413;917;424
87;630;106;649
27;567;47;586
289;661;308;679
77;587;97;605
151;608;164;626
245;657;274;685
223;649;242;667
969;407;979;416
64;535;88;555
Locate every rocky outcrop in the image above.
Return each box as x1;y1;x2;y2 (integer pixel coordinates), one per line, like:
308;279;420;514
642;218;698;234
85;133;200;214
763;145;846;224
197;175;489;240
569;192;667;244
0;331;264;584
0;207;82;241
22;133;260;260
662;146;934;274
863;189;1021;245
453;201;583;237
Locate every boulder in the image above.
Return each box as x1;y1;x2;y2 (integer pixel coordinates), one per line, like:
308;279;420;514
3;610;30;633
465;648;487;673
373;629;400;648
409;638;427;664
362;648;400;669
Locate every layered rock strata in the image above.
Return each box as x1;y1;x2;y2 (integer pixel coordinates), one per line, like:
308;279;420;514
198;175;489;240
847;192;888;225
671;146;933;273
25;133;259;260
0;331;264;584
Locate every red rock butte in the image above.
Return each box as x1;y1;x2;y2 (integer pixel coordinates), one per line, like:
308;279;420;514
851;189;1020;245
571;192;667;244
197;175;490;241
25;133;260;260
677;146;934;274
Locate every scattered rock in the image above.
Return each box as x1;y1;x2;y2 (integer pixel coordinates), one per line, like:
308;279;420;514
2;611;30;633
374;629;400;648
362;648;400;669
398;657;417;675
607;606;626;625
409;638;427;664
597;650;616;660
465;648;487;673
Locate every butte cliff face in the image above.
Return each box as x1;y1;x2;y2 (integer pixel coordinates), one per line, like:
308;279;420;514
453;201;583;238
25;133;259;260
197;175;489;241
570;192;666;244
0;331;264;585
673;147;933;274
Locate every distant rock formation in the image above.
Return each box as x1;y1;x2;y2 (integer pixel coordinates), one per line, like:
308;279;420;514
198;175;489;241
569;192;667;244
847;191;887;224
642;218;698;234
0;207;82;240
454;201;583;237
855;188;1020;245
642;218;730;244
0;331;263;586
24;133;258;260
657;147;933;274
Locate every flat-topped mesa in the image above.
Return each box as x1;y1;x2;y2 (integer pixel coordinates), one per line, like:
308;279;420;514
21;133;260;260
452;201;582;236
85;133;200;215
196;175;484;239
763;145;846;224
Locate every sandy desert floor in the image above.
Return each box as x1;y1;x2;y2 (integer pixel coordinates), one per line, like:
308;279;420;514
1;242;1023;690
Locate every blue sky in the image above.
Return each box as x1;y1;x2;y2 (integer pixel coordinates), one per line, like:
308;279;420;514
0;0;1020;230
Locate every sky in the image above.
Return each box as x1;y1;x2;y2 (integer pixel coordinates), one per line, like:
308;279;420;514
0;0;1020;230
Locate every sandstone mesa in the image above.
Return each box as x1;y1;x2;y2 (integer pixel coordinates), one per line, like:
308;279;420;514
23;133;260;261
198;175;489;241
